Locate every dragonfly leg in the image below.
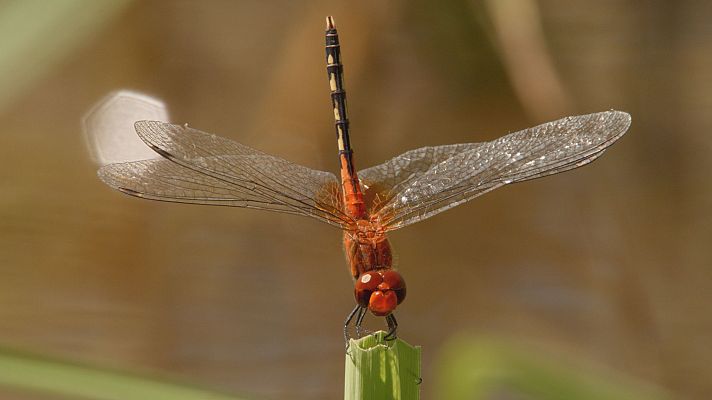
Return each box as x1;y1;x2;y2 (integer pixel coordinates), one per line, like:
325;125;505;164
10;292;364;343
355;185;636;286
384;313;398;341
344;304;362;345
354;307;367;338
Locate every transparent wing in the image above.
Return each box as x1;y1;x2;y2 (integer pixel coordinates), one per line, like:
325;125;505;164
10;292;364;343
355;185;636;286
358;143;482;208
98;121;351;229
365;111;631;231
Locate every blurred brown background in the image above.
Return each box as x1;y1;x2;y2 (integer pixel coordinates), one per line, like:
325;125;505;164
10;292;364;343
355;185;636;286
1;0;710;399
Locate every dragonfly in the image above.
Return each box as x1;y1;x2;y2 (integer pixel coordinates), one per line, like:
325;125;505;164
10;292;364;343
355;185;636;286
97;16;631;342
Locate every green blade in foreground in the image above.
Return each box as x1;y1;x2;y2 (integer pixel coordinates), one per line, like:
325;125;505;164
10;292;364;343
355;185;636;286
0;347;248;400
344;331;421;400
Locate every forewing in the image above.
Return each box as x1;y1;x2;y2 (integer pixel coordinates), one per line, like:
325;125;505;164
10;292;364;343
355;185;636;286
98;121;350;229
369;111;631;230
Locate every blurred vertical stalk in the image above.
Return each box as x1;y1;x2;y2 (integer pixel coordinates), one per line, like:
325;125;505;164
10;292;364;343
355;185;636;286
481;0;573;119
344;331;421;400
0;0;133;112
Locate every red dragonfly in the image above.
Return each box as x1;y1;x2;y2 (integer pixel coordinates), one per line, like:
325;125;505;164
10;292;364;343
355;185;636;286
97;17;631;341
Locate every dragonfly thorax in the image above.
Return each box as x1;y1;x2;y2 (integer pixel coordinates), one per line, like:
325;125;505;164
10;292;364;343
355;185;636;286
356;219;385;241
354;219;385;242
343;219;393;279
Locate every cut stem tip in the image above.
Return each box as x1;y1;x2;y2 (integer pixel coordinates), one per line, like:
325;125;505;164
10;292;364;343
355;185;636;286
326;16;336;30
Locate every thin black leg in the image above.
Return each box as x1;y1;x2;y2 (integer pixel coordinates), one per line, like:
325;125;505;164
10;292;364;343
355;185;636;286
344;304;362;345
354;307;367;338
384;313;398;341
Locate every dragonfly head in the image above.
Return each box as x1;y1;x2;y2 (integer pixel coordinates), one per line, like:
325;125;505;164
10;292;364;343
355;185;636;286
354;269;406;316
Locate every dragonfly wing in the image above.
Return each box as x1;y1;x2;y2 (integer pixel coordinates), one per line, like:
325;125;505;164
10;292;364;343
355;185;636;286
358;143;484;211
368;110;631;231
99;121;350;229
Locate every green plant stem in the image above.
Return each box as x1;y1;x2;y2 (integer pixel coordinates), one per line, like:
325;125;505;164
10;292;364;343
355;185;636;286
344;331;421;400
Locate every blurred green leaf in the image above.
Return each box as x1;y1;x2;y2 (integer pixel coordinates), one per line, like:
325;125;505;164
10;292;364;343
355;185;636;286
0;348;249;400
434;336;669;400
0;0;132;111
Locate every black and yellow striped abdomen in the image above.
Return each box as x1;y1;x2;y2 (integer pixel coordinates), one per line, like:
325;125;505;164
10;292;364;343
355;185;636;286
325;16;365;219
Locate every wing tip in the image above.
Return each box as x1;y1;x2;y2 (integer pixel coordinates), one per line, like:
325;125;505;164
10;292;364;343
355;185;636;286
605;109;632;138
97;164;147;199
133;119;166;131
96;164;123;190
606;109;632;125
582;110;631;140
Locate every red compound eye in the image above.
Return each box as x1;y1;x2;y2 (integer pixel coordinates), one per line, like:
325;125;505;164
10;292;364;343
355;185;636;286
354;271;383;307
381;270;406;305
368;290;398;316
353;270;407;314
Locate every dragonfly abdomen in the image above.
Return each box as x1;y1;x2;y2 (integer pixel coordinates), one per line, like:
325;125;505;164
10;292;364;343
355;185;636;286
325;16;366;220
